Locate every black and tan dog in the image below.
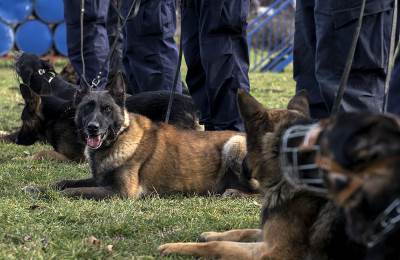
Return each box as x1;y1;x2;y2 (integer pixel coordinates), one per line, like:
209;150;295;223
15;81;201;162
303;113;400;260
53;71;254;198
158;91;365;259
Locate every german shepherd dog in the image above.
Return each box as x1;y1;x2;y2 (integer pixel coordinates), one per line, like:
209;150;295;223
300;113;400;260
16;81;201;162
158;91;365;259
52;71;254;198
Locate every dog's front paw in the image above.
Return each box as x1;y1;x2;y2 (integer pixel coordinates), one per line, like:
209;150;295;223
53;180;72;190
158;243;184;256
199;232;220;242
222;189;246;198
28;153;45;161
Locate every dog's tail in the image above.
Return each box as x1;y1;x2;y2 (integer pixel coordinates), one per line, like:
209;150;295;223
242;156;260;191
222;135;259;192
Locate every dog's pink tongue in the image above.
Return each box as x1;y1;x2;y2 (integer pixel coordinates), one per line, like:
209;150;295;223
87;136;101;149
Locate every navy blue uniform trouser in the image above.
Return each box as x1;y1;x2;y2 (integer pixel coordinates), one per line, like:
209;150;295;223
182;0;250;131
63;0;181;93
388;62;400;114
294;0;397;118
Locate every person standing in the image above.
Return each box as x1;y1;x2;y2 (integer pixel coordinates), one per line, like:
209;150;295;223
181;0;251;131
63;0;182;94
294;0;397;118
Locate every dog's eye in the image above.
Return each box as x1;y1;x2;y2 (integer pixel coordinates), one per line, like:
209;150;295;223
103;106;112;113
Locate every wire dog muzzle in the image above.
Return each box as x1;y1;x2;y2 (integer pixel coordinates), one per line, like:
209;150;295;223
280;123;327;194
281;123;400;248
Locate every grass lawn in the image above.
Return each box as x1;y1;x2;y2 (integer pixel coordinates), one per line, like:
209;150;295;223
0;60;295;259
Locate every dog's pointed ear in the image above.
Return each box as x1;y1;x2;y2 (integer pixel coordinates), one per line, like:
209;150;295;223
237;89;274;133
74;80;91;106
20;83;41;113
238;89;268;121
107;71;126;107
287;90;310;118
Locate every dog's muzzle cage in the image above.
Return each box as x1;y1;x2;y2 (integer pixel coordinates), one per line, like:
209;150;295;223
364;198;400;248
281;124;400;248
280;124;327;194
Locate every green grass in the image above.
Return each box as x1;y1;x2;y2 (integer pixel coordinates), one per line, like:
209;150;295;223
0;60;295;259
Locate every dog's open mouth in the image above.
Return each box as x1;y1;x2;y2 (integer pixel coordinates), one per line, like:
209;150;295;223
86;134;105;149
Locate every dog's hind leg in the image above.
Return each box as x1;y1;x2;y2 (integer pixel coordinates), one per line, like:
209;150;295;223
159;241;270;260
61;186;116;200
53;178;97;190
30;150;69;162
199;229;262;242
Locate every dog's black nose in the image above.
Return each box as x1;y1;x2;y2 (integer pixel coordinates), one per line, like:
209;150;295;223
87;122;100;134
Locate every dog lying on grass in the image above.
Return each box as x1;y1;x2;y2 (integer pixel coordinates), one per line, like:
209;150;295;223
15;82;201;162
52;71;255;199
293;113;400;260
5;52;202;161
158;91;365;259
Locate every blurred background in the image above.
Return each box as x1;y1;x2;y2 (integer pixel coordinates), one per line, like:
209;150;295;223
0;0;66;58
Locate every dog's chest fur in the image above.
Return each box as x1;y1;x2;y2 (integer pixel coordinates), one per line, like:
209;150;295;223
85;114;143;184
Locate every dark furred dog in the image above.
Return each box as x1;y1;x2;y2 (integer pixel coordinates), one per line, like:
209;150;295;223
53;71;254;199
15;53;77;100
310;113;400;260
158;91;365;259
15;53;191;99
17;81;201;162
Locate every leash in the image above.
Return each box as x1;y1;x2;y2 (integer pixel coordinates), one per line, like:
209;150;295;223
331;0;367;115
165;0;184;124
79;0;141;89
383;0;399;113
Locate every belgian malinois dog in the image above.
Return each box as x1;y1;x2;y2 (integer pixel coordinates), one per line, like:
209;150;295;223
16;81;201;162
158;91;365;259
53;71;254;199
303;113;400;260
